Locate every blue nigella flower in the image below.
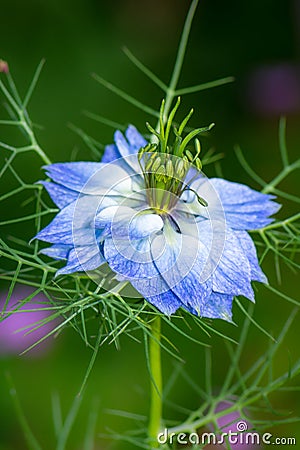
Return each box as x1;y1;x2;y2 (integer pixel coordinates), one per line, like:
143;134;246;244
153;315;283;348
36;101;280;321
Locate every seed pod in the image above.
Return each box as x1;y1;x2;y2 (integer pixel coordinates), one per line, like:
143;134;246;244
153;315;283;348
176;159;186;178
156;166;166;182
185;149;194;162
195;157;202;171
151;157;161;172
145;156;153;171
195;138;201;156
156;165;166;176
166;159;174;178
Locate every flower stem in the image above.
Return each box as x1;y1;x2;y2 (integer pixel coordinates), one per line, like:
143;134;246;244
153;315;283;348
153;0;199;135
148;316;162;448
164;0;200;119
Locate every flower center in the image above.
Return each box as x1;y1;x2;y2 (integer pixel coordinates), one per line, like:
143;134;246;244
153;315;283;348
138;98;213;213
141;152;190;212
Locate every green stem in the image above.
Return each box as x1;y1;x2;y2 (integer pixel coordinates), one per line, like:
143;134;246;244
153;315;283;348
258;212;300;232
20;110;52;165
156;0;200;130
148;316;162;448
262;159;300;194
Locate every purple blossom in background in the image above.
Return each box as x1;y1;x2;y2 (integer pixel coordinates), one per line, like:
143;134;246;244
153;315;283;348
207;400;261;449
0;286;56;357
247;64;300;116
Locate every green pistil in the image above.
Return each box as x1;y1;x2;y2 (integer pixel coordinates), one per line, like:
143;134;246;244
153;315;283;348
138;98;214;212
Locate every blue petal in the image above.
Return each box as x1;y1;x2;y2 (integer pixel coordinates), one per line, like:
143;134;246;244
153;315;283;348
114;130;132;158
45;161;135;197
104;236;159;279
184;292;234;321
125;125;147;151
40;244;71;260
150;224;213;314
176;190;208;216
114;125;146;158
212;234;254;301
95;206;140;238
223;214;275;230
104;214;212;314
95;206;163;241
203;292;234;321
180;175;226;221
39;181;78;209
143;290;182;316
196;220;255;301
56;245;104;276
44;162;104;192
36;196;111;245
36;201;77;244
207;178;281;230
236;230;268;283
101;126;146;170
101;144;120;163
104;235;182;313
210;178;274;204
95;205;134;231
113;127;147;173
129;213;163;240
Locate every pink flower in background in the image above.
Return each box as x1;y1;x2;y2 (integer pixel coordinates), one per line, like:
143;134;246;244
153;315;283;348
206;400;261;449
0;286;57;357
247;64;300;116
0;59;9;73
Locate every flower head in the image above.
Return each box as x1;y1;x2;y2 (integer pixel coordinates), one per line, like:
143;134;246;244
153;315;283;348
36;102;280;321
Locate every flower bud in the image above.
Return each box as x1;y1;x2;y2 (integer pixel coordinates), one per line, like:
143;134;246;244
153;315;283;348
0;60;9;73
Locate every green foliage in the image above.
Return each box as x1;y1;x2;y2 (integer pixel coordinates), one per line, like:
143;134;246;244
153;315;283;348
101;308;300;449
0;0;299;448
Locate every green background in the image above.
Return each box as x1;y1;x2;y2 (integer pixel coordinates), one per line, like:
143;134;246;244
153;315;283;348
0;0;299;449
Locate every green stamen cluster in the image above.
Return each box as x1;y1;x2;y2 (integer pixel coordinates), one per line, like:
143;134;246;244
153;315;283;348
138;98;214;212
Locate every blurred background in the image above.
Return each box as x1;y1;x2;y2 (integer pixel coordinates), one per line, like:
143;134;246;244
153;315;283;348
0;0;299;449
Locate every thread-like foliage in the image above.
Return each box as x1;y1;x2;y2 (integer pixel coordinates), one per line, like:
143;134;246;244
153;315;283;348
0;0;300;447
